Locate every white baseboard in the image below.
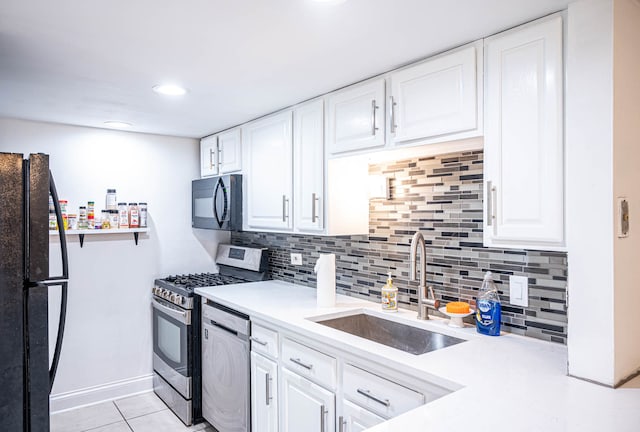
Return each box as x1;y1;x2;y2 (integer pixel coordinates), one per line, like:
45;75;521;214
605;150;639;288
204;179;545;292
50;374;154;413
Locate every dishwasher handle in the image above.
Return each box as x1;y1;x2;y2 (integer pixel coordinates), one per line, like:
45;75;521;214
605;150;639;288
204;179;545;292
210;320;249;341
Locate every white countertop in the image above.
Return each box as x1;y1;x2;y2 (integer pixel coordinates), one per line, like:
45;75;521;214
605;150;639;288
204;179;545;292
196;280;640;432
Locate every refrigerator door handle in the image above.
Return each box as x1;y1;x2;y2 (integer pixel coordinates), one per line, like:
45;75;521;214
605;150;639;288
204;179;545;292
48;171;68;281
46;280;68;391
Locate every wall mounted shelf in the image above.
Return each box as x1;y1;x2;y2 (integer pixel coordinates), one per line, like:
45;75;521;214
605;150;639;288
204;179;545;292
49;227;150;248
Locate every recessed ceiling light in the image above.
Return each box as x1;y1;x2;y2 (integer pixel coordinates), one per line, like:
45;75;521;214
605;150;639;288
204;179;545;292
311;0;347;3
152;84;187;96
103;121;132;128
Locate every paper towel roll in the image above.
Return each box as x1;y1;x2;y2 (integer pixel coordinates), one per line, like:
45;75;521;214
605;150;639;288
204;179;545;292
314;253;336;308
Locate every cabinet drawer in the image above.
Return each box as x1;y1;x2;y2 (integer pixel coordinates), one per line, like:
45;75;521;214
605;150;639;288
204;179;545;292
281;338;336;390
342;364;425;419
251;323;278;359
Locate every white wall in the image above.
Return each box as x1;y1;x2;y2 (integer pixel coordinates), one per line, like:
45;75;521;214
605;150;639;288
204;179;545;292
612;0;640;384
566;0;615;386
0;117;229;410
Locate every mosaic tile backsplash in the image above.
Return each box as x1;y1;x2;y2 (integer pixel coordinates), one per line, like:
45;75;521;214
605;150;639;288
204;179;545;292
231;150;568;344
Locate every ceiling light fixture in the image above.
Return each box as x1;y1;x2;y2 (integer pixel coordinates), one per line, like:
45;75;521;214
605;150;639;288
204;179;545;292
103;121;132;128
152;84;187;96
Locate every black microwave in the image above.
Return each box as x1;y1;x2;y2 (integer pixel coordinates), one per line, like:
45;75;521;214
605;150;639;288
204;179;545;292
192;174;242;230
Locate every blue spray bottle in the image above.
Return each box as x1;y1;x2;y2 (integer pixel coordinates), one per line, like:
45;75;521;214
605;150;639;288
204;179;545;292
476;271;501;336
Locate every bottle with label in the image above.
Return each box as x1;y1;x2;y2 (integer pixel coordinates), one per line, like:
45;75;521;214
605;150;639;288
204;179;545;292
476;271;502;336
117;203;129;228
78;206;88;230
87;201;95;229
128;203;140;228
381;272;398;312
138;202;148;228
105;189;117;211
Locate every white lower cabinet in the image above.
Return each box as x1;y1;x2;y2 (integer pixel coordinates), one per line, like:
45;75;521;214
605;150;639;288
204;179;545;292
339;400;385;432
251;352;278;432
280;367;335;432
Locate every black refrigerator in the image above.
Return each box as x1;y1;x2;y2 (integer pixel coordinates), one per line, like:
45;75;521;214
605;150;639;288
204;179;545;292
0;153;69;432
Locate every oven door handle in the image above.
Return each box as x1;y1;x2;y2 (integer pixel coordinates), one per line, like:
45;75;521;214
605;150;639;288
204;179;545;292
152;298;191;325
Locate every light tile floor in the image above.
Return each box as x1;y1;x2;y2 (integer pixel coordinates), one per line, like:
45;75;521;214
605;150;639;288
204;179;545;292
51;392;215;432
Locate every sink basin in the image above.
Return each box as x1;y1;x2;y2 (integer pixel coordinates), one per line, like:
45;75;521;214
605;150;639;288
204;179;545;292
314;313;465;355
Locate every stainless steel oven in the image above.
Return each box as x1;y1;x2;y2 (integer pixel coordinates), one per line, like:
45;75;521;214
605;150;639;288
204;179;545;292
152;244;268;426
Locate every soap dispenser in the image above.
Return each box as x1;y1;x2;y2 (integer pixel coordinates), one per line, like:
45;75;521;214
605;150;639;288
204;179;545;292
381;272;398;312
476;271;502;336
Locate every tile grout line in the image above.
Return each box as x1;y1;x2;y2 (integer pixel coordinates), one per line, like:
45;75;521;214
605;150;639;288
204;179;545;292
111;401;135;432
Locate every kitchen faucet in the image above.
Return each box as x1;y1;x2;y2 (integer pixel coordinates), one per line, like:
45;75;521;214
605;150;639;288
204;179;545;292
410;231;440;320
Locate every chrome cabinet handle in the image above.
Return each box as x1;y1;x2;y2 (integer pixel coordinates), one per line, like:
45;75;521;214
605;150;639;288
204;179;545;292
209;148;215;170
389;95;397;134
282;195;288;222
289;357;313;370
265;372;272;406
250;336;268;346
338;415;346;432
311;192;320;223
357;388;390;407
371;99;379;136
320;405;326;432
487;181;496;227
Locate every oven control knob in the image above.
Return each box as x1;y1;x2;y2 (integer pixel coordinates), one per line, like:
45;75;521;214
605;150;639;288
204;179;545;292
175;295;183;305
162;289;170;299
169;293;176;302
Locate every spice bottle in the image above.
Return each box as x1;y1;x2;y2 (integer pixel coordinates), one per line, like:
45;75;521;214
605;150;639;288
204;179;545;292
117;203;129;228
59;200;68;230
139;203;148;228
49;211;57;230
109;210;119;230
87;201;95;229
105;189;117;211
67;213;78;230
128;203;140;228
78;206;88;230
101;210;111;229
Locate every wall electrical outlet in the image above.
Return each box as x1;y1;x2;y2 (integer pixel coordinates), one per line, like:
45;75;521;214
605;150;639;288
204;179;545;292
290;253;303;265
509;275;529;307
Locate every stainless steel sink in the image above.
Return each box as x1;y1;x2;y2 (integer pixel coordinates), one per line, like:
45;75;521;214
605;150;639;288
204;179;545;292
314;313;465;355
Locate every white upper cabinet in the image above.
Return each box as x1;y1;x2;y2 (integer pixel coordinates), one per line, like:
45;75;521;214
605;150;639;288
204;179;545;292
390;43;481;145
200;135;218;177
243;111;293;230
294;99;324;232
327;79;386;155
218;128;242;173
484;14;564;250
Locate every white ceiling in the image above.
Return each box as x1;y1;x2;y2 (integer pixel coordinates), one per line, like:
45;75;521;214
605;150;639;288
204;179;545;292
0;0;570;139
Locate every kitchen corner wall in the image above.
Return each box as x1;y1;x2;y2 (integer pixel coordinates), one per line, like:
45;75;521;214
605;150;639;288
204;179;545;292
232;150;569;344
0;117;228;411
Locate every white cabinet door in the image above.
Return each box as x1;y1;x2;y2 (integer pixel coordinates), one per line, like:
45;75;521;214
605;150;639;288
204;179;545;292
390;45;478;144
200;135;218;178
340;399;385;432
243;111;293;230
294;99;324;232
280;368;335;432
219;128;242;174
251;352;278;432
327;79;385;155
484;15;564;249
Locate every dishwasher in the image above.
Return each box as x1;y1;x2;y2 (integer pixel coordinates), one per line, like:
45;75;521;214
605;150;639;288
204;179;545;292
201;299;250;432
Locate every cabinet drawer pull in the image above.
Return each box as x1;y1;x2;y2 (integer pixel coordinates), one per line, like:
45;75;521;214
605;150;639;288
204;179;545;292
289;357;313;370
250;336;268;346
209;148;215;170
371;99;379;136
282;195;290;222
320;404;326;432
311;192;320;223
338;415;346;432
487;181;496;226
265;372;272;406
356;388;390;407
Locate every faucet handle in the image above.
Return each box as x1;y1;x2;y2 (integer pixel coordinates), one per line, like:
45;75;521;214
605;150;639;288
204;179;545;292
427;286;440;309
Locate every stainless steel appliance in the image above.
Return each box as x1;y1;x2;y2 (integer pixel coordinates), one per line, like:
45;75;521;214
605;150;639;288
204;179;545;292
201;300;250;432
0;152;69;431
192;174;242;230
152;244;268;426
